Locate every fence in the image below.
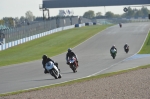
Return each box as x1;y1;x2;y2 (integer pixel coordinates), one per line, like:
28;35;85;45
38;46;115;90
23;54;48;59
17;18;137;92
0;16;91;43
0;23;86;51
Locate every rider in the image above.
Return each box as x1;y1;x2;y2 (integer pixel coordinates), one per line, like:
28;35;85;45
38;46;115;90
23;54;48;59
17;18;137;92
42;54;60;74
124;43;129;50
119;23;122;27
66;48;78;67
110;45;117;55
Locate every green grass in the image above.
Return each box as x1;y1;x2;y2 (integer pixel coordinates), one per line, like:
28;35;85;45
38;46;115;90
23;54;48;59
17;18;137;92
1;64;150;96
138;32;150;54
0;25;112;67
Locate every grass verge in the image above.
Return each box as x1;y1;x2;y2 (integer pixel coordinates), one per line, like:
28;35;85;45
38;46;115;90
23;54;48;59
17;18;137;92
0;64;150;96
0;25;112;67
138;31;150;54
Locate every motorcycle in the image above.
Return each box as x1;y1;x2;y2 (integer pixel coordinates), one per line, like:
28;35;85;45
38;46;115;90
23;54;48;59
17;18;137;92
124;46;129;53
45;61;62;79
110;48;117;59
68;57;78;73
119;23;122;28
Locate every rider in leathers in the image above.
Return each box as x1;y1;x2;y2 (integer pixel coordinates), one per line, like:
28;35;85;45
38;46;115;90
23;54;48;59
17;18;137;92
124;43;129;52
42;55;60;74
66;48;78;67
119;23;122;28
110;45;117;55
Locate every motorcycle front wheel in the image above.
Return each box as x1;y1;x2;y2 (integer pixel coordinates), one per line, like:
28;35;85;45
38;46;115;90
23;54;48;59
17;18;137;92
50;69;58;79
70;64;76;73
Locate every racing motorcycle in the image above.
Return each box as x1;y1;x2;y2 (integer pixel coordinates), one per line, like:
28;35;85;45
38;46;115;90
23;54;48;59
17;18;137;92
68;57;78;73
110;48;117;59
45;61;62;79
119;23;122;28
124;46;129;53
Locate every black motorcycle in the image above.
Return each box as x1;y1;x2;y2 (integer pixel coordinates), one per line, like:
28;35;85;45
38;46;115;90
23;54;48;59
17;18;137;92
124;46;129;53
119;24;122;28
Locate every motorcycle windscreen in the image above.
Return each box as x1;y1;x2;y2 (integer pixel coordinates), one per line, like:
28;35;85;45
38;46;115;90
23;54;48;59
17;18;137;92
45;61;54;71
111;49;116;53
69;59;75;63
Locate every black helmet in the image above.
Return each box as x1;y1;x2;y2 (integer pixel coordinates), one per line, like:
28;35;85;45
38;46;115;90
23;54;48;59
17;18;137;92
42;54;47;60
68;48;72;52
112;45;115;47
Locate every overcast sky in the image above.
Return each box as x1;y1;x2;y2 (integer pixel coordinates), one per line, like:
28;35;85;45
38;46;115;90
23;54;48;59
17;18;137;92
0;0;150;19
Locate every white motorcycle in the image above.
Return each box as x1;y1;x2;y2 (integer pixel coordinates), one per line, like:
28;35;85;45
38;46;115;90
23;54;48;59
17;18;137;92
45;61;62;79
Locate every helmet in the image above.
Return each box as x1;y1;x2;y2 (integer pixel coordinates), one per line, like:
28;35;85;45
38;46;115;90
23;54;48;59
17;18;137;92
42;54;47;60
68;48;72;52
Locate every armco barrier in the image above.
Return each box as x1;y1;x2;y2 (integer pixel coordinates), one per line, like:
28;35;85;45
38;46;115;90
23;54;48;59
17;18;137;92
0;24;85;51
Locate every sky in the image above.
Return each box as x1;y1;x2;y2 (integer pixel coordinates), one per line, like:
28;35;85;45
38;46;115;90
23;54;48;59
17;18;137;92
0;0;150;19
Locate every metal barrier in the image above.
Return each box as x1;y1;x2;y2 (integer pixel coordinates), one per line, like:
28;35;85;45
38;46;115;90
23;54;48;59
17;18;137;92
1;17;90;43
0;23;86;51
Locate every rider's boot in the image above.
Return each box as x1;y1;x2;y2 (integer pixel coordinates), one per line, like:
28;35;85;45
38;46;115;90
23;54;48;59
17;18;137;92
44;69;48;74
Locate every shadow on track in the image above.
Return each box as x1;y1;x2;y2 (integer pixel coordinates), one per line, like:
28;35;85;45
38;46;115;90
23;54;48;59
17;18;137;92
61;72;74;74
32;79;57;81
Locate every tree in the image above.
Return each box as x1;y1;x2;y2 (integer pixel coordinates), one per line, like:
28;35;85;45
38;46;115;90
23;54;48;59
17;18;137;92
14;17;20;27
121;7;150;18
135;10;143;17
96;12;102;17
114;14;121;18
105;11;114;18
3;17;14;27
14;17;19;23
0;20;4;25
25;11;35;22
20;16;26;24
83;10;95;18
141;7;150;17
124;7;135;18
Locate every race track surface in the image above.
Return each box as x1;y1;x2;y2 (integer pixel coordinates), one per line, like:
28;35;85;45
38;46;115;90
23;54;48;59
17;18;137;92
0;22;150;94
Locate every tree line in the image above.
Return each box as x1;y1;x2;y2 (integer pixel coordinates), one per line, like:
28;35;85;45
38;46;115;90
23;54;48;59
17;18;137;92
0;7;150;28
0;11;35;28
83;7;150;19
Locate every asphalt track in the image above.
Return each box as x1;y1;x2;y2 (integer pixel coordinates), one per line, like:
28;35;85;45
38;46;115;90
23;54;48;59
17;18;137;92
0;22;150;94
